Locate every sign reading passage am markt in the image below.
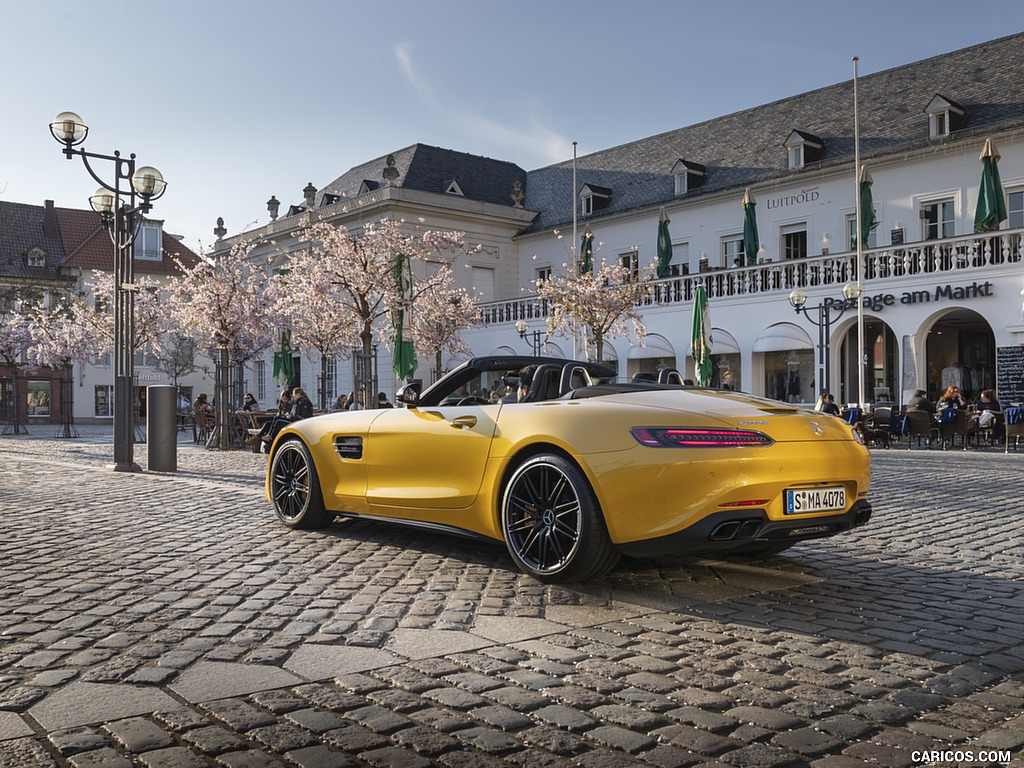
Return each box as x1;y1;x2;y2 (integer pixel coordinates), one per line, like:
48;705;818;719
996;346;1024;404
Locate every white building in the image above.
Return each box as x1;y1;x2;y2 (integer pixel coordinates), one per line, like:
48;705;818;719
227;32;1024;408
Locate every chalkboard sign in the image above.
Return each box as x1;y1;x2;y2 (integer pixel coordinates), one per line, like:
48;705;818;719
890;228;905;245
996;346;1024;404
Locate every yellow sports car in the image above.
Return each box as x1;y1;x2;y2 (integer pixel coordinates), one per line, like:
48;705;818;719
267;356;871;583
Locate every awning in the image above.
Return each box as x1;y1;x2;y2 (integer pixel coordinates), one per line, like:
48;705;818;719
627;333;676;360
752;323;813;352
711;329;739;355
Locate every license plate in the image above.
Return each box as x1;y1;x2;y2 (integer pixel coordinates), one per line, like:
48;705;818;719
785;486;846;515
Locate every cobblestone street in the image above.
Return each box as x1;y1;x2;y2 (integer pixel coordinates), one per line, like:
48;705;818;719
1;428;1023;767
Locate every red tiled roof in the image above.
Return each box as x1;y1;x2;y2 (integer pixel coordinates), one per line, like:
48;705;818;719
56;206;203;275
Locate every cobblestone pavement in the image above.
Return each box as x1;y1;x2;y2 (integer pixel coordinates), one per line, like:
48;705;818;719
1;427;1023;767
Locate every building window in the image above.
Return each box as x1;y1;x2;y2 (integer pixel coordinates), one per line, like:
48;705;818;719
254;360;266;403
27;381;51;416
325;355;338;404
535;266;552;284
619;248;639;279
471;266;495;303
784;130;823;171
26;247;46;268
134;342;158;368
721;236;744;268
136;225;162;261
922;200;955;240
1008;190;1023;229
781;224;808;260
95;385;114;417
579;184;611;218
845;213;877;249
671;159;706;196
925;95;967;140
670;241;690;275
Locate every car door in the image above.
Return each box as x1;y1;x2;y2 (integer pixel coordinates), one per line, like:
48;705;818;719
364;402;501;513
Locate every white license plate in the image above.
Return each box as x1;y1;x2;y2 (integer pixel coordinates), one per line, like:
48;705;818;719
785;486;846;515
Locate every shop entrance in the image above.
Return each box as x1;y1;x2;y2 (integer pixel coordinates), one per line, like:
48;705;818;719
839;320;898;406
924;309;994;402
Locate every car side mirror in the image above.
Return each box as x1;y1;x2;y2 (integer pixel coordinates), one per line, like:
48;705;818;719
396;382;420;406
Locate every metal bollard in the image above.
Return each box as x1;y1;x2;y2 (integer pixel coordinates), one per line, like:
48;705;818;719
147;385;178;472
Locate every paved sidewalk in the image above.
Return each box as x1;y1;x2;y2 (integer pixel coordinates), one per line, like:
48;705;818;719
1;428;1023;767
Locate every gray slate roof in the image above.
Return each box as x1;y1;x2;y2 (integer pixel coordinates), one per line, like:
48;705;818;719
524;31;1024;233
317;144;528;210
0;201;67;283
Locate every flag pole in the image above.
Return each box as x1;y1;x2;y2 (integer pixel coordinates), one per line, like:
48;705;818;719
853;55;866;410
571;140;579;360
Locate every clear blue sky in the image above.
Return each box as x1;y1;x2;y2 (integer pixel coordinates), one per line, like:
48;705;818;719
2;0;1022;254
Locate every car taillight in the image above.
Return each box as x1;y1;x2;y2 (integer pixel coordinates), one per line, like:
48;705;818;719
630;427;774;448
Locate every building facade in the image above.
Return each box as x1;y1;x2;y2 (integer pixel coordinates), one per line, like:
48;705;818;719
0;199;213;426
228;33;1024;408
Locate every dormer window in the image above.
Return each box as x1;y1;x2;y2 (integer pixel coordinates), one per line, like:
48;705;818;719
925;95;967;139
672;159;706;196
444;179;464;196
25;247;46;268
579;184;611;217
321;193;342;206
784;130;824;170
358;180;379;195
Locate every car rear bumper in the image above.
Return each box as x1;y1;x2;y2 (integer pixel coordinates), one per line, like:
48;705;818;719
615;499;873;558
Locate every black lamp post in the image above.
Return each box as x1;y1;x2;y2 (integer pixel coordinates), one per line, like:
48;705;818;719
788;283;862;401
50;111;166;472
515;320;547;356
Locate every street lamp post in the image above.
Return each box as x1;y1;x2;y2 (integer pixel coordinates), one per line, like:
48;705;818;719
515;320;547;356
788;283;862;401
50;112;166;472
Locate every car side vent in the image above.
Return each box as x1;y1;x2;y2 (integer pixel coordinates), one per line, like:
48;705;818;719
334;436;363;460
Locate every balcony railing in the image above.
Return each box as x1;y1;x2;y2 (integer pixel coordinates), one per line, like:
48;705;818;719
478;229;1024;324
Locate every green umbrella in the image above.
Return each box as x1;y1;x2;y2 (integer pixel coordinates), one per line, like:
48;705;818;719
742;189;759;266
856;165;878;249
272;330;295;387
974;139;1007;232
656;208;673;278
691;283;713;386
392;252;418;381
580;230;594;274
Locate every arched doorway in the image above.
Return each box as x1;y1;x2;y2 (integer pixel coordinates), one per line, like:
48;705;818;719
710;328;741;391
838;318;899;406
753;323;814;403
924;309;994;402
627;333;676;380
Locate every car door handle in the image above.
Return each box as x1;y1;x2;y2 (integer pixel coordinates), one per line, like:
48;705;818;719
450;415;477;429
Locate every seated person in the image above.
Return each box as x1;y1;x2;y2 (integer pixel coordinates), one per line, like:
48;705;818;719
502;365;537;403
906;389;937;418
937;385;967;411
972;388;1004;439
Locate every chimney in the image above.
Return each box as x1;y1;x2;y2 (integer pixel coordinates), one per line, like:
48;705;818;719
43;199;56;238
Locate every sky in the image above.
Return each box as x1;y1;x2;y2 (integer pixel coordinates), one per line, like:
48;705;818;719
2;1;1023;256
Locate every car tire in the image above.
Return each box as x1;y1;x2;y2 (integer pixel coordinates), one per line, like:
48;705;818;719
270;438;334;530
501;453;619;582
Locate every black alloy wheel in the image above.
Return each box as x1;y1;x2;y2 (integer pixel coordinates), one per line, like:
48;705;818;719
270;438;334;529
501;453;618;582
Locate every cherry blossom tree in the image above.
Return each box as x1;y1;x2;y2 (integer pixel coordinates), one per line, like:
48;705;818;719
28;301;104;437
73;271;170;356
165;241;274;447
409;265;481;383
266;246;360;410
290;218;471;402
536;257;651;365
0;311;36;435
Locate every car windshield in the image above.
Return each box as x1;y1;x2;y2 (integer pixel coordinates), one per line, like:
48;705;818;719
437;367;523;406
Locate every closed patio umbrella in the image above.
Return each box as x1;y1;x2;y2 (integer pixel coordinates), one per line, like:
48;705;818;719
656;208;673;278
691;283;713;386
974;139;1007;232
742;189;759;266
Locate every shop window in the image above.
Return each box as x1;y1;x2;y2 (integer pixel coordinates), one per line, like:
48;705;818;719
1008;190;1023;229
763;350;814;404
922;200;955;240
95;385;113;418
27;381;51;416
